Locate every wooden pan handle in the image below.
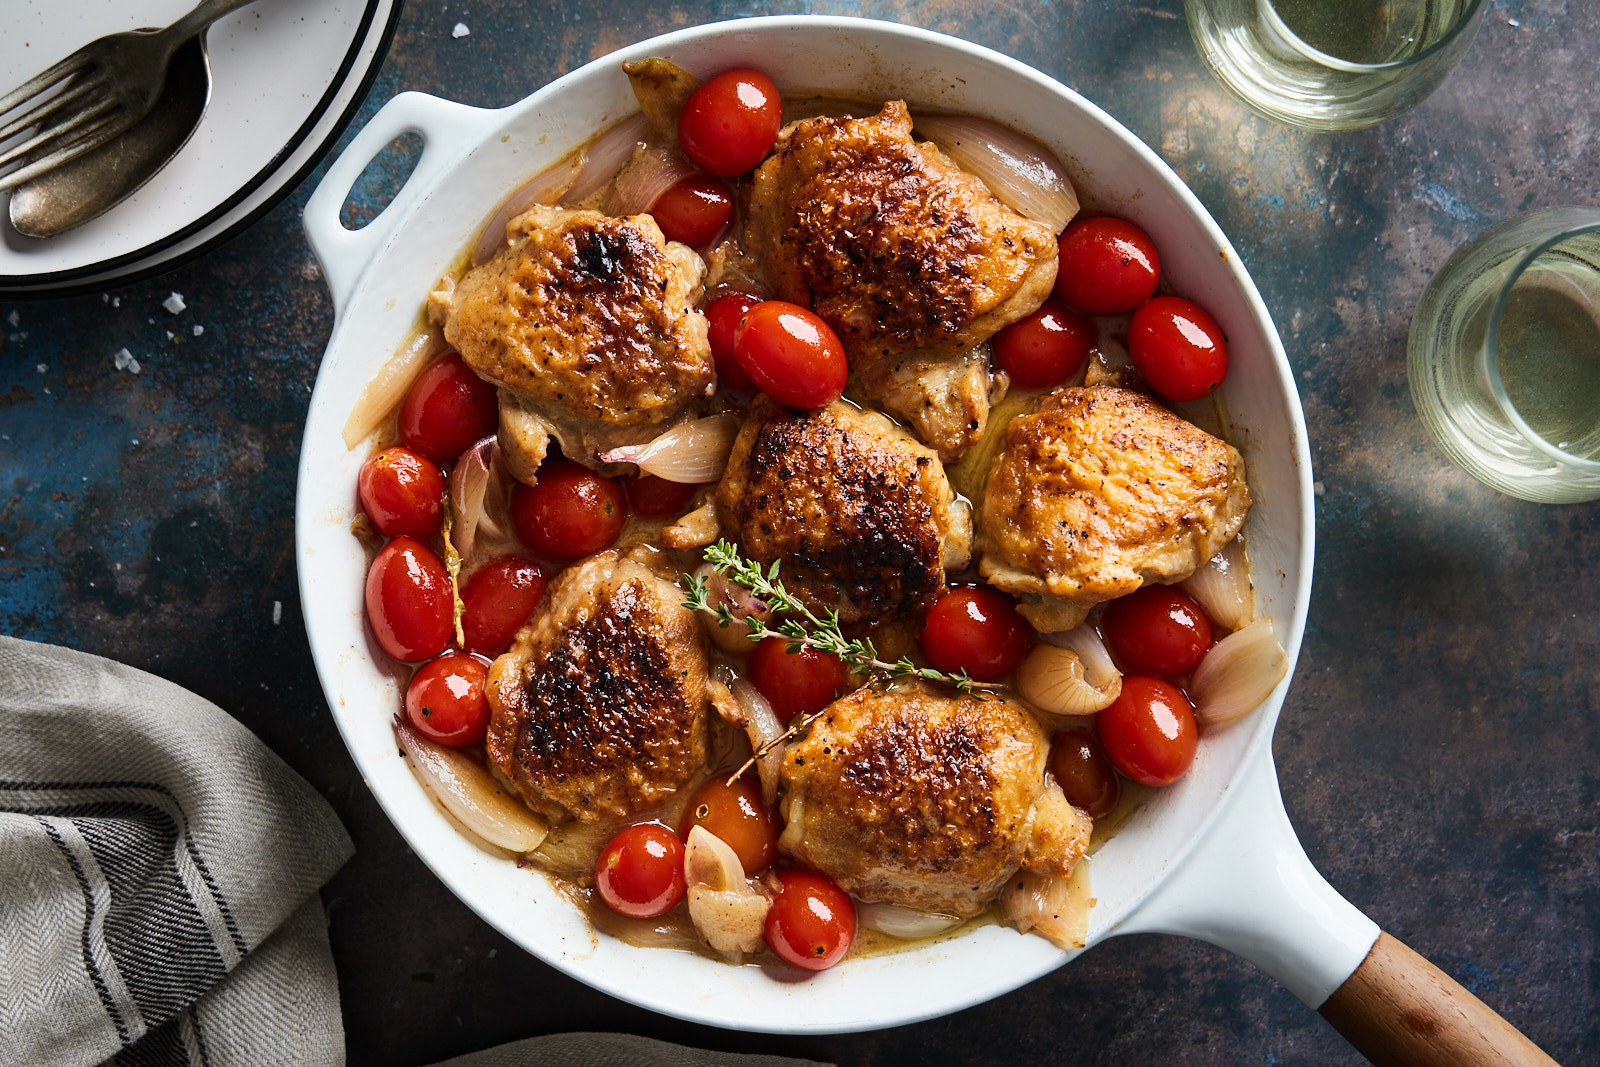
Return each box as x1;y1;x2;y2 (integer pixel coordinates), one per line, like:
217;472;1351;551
1319;932;1559;1066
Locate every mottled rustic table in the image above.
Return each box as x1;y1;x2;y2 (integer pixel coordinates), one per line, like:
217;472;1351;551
2;2;1596;1064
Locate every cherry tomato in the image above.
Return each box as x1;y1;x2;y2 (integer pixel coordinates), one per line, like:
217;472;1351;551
460;556;545;657
624;473;699;521
678;775;778;876
1049;727;1121;818
650;173;734;247
508;458;625;562
991;298;1097;391
358;446;446;539
1128;296;1230;402
365;536;453;661
1097;675;1198;787
918;586;1033;682
677;68;783;177
405;652;492;747
1053;216;1161;315
747;637;849;722
398;352;499;464
734;300;848;409
1100;585;1214;678
765;868;855;970
595;823;687;919
704;291;760;395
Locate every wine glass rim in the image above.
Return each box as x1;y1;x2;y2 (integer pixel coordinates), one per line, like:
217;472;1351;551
1483;219;1600;472
1260;0;1488;73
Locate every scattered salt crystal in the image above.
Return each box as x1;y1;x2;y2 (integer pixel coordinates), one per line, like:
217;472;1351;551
1313;481;1326;496
111;348;142;374
35;364;46;374
452;22;470;38
163;292;186;314
272;600;283;625
193;324;204;337
131;439;139;445
112;297;120;307
101;293;110;304
166;331;175;341
5;310;17;327
1508;17;1520;27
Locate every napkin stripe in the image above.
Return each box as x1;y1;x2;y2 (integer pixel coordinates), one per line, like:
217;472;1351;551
37;815;136;1045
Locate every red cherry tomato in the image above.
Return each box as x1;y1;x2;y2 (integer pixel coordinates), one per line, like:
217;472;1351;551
365;536;452;661
398;352;499;464
460;556;546;657
357;446;446;539
1049;727;1121;818
704;291;760;395
595;823;687;918
624;473;699;521
747;637;850;721
405;652;492;747
1100;585;1214;678
650;173;734;247
765;868;855;970
508;458;625;562
1128;296;1230;402
677;68;783;177
991;298;1097;391
678;775;779;876
918;586;1033;682
1053;216;1161;315
1097;676;1198;787
734;301;848;409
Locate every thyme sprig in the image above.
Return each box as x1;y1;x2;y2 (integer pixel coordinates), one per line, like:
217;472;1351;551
441;496;466;647
682;538;996;697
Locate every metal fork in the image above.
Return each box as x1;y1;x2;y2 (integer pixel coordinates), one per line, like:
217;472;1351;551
0;0;258;191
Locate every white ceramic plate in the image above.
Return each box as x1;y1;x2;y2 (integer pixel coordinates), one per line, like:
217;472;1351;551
0;0;398;297
297;17;1379;1034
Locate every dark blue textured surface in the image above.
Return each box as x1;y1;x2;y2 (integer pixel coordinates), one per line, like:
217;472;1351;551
3;2;1598;1064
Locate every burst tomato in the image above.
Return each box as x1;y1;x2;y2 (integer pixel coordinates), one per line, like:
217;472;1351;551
1049;727;1121;818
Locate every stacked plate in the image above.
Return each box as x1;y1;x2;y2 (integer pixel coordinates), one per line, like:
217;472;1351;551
0;0;400;298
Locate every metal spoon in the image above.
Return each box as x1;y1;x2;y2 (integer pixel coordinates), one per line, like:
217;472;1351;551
7;34;209;239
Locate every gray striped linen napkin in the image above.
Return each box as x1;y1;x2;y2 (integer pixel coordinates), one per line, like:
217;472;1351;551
0;636;354;1067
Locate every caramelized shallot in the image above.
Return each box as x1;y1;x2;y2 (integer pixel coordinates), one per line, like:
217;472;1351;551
914;114;1080;233
394;719;549;853
1181;536;1254;632
729;676;784;806
1017;626;1121;716
695;563;774;656
856;901;964;941
448;435;515;561
472;151;586;265
559;113;652;207
1188;617;1288;726
341;330;446;448
997;866;1090;950
604;142;700;218
598;413;740;483
684;826;770;960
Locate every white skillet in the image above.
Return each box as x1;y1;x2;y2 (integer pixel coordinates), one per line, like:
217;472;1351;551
295;17;1553;1063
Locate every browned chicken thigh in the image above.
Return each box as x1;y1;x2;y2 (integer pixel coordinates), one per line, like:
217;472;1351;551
485;550;711;823
434;205;713;482
978;387;1251;631
778;682;1091;917
714;397;971;625
745;101;1057;461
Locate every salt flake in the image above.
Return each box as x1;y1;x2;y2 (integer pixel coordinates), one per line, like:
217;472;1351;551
5;310;17;327
162;292;186;314
113;348;142;374
272;600;283;625
193;324;204;337
452;22;470;37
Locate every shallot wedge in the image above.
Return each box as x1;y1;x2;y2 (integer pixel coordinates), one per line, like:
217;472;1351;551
559;113;651;207
684;825;770;960
394;719;549;853
598;414;741;483
856;901;964;941
623;57;702;146
914;114;1080;233
605;141;699;217
729;677;784;806
341;331;445;448
472;151;585;265
1181;536;1254;632
448;435;517;561
1018;625;1122;716
997;866;1090;950
695;563;774;657
1189;617;1289;726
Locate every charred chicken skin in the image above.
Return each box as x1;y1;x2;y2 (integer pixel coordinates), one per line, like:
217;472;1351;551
485;550;712;824
715;396;971;625
778;682;1091;917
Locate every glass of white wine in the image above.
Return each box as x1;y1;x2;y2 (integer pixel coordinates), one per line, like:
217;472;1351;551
1186;0;1489;130
1409;208;1600;504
